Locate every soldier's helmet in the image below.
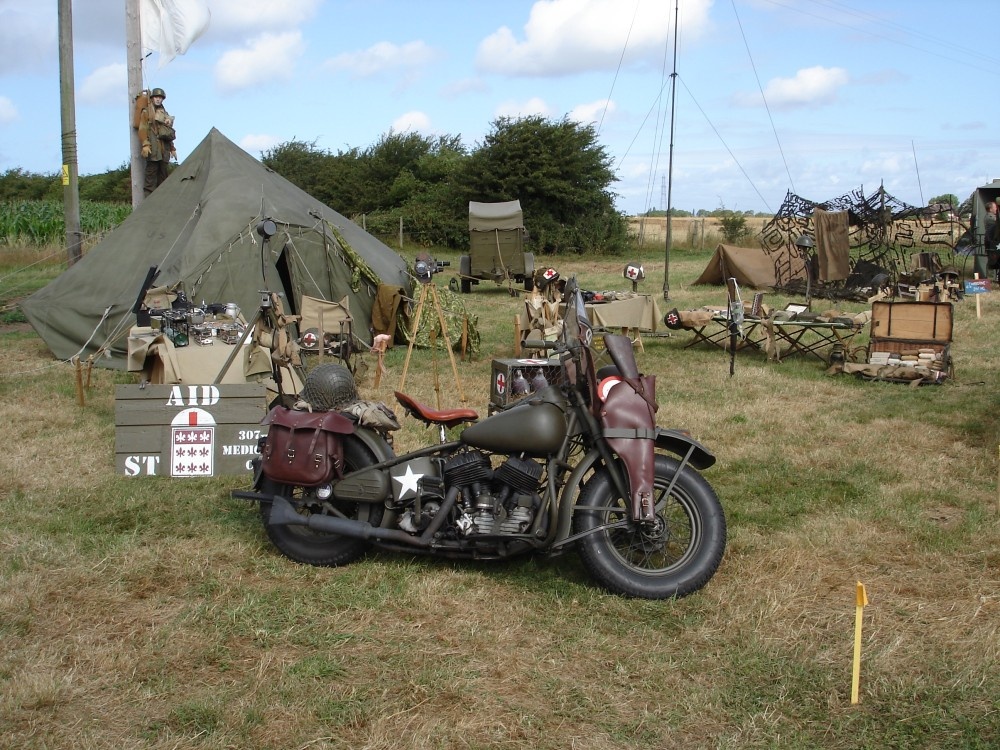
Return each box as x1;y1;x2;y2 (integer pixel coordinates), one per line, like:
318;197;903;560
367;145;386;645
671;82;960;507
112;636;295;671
150;88;166;99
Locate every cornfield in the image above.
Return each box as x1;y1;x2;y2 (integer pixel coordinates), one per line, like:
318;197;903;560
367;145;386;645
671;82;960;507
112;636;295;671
0;200;131;246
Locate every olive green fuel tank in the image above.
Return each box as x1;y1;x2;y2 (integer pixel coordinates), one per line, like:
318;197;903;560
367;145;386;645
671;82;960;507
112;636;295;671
461;386;568;455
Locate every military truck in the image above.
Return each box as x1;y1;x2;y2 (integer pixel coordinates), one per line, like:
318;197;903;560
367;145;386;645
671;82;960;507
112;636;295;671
968;178;1000;278
455;200;534;293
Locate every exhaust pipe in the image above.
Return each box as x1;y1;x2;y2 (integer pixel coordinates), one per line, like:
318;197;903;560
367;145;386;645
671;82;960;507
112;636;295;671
268;495;431;547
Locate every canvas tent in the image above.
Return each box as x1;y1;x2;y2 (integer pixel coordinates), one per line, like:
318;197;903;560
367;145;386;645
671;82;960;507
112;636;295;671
692;244;806;288
22;128;413;368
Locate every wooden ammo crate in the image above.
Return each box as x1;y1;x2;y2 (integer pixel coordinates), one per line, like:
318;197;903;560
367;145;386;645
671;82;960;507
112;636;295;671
868;301;953;376
115;383;269;477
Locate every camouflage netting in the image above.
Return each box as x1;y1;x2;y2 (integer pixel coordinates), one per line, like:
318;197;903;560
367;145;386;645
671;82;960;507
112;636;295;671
403;284;481;356
301;363;358;410
759;186;967;297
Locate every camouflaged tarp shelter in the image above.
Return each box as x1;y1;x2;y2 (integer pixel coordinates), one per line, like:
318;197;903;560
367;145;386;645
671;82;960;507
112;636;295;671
22;128;413;368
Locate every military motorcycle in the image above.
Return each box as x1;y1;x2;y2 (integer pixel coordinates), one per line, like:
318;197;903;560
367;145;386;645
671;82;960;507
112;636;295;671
233;284;726;599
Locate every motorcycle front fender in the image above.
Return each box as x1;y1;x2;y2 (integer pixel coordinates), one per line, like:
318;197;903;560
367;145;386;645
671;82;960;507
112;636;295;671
654;428;716;470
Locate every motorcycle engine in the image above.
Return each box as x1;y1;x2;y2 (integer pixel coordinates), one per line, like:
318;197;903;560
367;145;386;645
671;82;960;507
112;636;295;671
442;450;542;536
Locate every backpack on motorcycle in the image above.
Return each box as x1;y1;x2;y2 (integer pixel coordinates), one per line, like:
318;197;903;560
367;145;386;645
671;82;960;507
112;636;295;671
260;407;354;486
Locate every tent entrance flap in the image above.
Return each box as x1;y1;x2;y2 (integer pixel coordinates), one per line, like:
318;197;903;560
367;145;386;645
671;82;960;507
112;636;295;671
273;244;299;326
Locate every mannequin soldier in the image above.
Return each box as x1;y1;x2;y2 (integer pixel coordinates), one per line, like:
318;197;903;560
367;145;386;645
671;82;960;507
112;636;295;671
135;88;177;196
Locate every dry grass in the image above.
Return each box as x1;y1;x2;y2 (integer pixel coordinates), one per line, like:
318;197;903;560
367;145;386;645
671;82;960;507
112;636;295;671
1;244;999;749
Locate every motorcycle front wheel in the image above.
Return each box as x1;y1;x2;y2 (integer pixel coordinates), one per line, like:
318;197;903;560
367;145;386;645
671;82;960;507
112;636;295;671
258;437;385;567
574;454;726;599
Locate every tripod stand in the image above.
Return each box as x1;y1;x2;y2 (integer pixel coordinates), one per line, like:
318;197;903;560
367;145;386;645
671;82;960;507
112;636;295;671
398;281;467;406
212;289;303;399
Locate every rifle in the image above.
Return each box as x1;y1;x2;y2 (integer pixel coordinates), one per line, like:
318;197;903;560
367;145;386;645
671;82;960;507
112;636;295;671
726;276;744;377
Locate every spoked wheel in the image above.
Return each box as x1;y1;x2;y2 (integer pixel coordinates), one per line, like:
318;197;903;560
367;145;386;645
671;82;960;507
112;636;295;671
258;438;384;567
574;454;726;599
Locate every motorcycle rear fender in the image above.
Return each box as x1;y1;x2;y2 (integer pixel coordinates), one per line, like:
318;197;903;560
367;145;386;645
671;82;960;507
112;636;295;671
251;425;401;529
252;425;394;486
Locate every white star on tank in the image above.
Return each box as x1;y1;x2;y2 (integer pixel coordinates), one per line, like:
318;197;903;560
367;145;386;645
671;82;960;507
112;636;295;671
393;464;424;497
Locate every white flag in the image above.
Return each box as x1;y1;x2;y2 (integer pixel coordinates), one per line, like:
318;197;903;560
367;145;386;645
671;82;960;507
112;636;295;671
141;0;211;68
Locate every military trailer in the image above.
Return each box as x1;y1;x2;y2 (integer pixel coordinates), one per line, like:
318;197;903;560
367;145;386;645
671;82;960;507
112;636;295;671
456;200;534;293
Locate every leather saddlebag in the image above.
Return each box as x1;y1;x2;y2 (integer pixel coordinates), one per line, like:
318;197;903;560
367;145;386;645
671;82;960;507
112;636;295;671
261;407;354;486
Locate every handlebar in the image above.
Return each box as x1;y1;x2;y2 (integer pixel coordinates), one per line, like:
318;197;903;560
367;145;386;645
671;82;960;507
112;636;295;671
521;339;567;352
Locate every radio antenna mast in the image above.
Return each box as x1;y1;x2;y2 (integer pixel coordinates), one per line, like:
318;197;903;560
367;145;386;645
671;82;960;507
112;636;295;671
662;0;679;301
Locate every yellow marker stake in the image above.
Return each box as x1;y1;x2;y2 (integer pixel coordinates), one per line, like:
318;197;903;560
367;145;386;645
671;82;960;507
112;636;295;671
851;581;868;705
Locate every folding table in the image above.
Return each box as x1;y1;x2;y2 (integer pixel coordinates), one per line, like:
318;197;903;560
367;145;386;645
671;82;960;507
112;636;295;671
767;320;865;363
683;314;767;352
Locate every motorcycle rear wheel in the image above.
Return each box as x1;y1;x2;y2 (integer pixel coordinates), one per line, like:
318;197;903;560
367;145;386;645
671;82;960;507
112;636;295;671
259;438;384;567
574;454;726;599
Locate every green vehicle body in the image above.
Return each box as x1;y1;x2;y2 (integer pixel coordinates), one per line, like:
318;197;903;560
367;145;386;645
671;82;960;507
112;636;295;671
456;200;535;293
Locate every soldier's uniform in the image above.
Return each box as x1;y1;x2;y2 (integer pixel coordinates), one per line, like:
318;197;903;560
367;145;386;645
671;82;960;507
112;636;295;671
135;88;176;196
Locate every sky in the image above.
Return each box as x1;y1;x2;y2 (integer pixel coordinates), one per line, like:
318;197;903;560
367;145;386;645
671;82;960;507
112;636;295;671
1;0;999;216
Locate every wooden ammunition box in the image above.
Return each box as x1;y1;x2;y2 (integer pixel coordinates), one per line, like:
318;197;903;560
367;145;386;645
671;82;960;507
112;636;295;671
115;383;268;477
867;301;953;377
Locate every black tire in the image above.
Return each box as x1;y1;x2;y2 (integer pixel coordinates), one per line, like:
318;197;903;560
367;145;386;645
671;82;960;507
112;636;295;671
574;454;726;599
259;437;384;567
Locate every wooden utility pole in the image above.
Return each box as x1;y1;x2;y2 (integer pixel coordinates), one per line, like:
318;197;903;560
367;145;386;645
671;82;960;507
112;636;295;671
57;0;82;265
126;0;144;208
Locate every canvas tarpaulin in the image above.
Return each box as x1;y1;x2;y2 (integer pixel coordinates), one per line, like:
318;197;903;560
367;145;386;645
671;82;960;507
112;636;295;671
814;209;851;282
692;244;806;288
468;200;524;231
22;128;413;368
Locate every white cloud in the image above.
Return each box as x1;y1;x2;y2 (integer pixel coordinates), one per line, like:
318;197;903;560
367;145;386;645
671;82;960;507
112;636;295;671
569;98;615;126
0;1;56;74
495;97;552;119
214;32;304;93
860;153;905;176
79;64;127;106
0;96;18;124
441;77;490;98
476;0;712;77
240;134;283;156
392;111;433;134
325;41;438;78
742;66;850;109
205;0;322;34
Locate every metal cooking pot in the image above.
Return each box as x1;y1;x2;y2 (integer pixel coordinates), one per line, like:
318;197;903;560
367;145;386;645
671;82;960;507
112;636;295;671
187;308;205;325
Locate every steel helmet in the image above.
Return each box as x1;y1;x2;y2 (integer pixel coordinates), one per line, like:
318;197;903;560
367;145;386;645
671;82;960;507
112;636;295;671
150;88;166;99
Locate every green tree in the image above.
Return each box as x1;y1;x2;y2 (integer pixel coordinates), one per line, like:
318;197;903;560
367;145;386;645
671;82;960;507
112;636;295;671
79;162;131;203
0;168;60;201
261;139;334;201
927;193;960;220
459;115;627;254
716;205;750;244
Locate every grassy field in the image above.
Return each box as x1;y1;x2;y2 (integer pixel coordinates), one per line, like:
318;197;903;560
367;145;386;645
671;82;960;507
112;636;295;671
1;242;999;749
